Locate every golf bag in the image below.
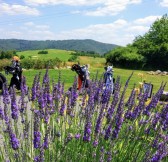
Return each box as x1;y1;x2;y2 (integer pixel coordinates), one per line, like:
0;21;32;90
71;64;90;90
0;73;7;90
4;63;22;90
104;66;114;93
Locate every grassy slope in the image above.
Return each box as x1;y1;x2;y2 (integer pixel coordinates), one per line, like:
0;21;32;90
17;49;73;61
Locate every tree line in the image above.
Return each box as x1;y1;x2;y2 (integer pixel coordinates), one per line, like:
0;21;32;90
105;14;168;70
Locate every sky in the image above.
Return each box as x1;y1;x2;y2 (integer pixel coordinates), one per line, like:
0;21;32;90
0;0;167;46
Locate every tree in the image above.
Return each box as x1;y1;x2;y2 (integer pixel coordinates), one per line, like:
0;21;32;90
105;46;144;69
132;14;168;69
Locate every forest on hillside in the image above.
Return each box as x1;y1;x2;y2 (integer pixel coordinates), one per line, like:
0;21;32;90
0;39;118;55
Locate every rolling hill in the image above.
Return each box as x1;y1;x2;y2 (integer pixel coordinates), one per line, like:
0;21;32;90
0;39;118;55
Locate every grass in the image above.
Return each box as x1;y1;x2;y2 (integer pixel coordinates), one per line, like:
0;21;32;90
17;49;74;61
1;67;168;97
78;56;106;68
1;49;168;96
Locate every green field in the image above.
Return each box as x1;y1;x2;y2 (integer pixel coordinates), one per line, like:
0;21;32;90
17;49;74;61
1;49;168;96
2;67;168;97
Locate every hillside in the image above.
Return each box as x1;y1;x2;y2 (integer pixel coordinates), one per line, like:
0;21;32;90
0;39;118;55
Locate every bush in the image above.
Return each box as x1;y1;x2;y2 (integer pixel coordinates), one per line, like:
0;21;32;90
105;46;144;69
38;50;48;54
0;59;11;71
20;55;25;59
20;57;62;69
68;55;78;62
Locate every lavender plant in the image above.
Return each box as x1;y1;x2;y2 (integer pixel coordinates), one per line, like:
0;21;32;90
0;69;167;162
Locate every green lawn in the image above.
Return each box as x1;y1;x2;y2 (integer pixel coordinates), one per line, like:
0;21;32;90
2;68;168;97
17;49;74;61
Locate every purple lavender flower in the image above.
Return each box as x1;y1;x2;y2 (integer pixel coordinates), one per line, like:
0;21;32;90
112;73;133;139
95;104;105;135
94;81;103;104
60;96;66;116
43;136;49;149
10;88;19;120
33;110;41;149
34;146;44;162
70;77;78;107
93;140;98;147
143;84;165;116
31;74;38;101
2;82;10;105
34;131;41;149
34;156;40;162
104;123;112;140
75;134;81;139
83;121;92;142
124;85;136;119
10;133;19;150
107;76;121;122
0;105;4;120
160;103;168;131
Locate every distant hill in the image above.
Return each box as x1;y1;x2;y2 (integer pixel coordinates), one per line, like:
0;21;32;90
0;39;118;55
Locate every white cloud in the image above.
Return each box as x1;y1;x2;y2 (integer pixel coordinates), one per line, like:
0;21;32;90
24;22;50;30
24;0;104;6
27;30;54;40
24;0;142;16
133;15;161;25
160;0;168;7
54;17;149;46
0;3;40;15
125;25;149;33
24;22;35;26
84;0;142;16
0;22;54;40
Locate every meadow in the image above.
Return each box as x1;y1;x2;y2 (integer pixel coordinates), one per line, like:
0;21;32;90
0;49;168;162
17;49;74;61
2;66;168;96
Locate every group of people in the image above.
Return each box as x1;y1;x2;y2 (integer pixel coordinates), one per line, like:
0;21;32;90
71;63;114;92
0;56;114;93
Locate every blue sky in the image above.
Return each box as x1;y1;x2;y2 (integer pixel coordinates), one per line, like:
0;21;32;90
0;0;167;46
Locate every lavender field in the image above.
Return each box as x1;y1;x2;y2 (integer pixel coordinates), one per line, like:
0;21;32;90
0;69;167;162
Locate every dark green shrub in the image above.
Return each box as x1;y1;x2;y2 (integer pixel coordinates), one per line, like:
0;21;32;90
38;50;48;54
0;59;11;71
68;55;78;62
20;55;25;59
105;46;144;69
